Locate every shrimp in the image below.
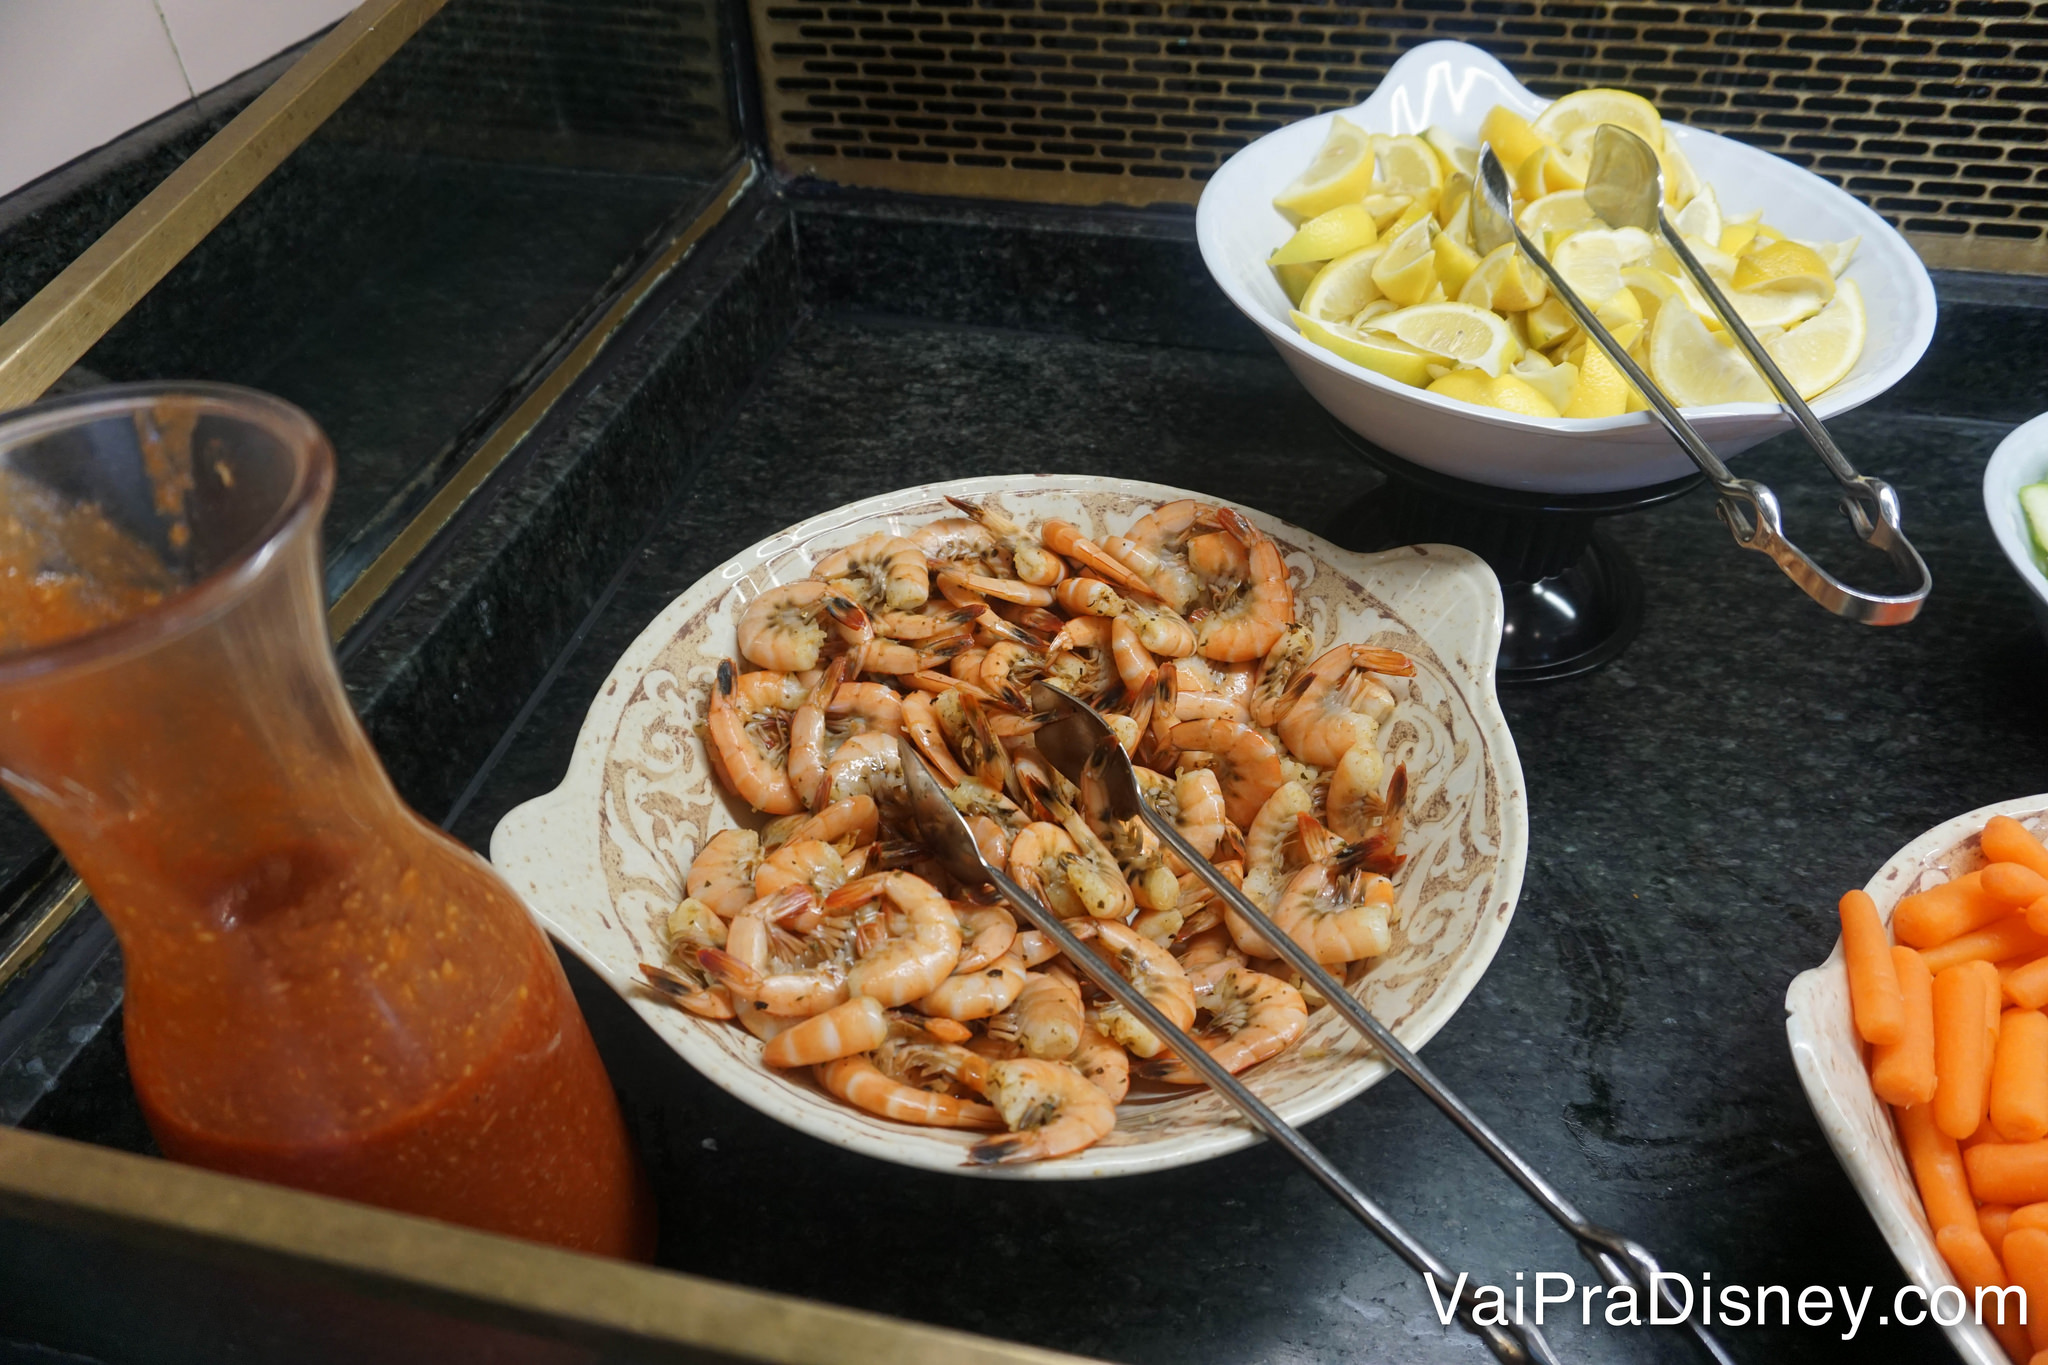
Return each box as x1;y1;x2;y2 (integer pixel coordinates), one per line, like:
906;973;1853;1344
814;531;929;612
1170;716;1282;830
824;731;905;809
1069;1022;1131;1103
1078;746;1177;913
948;778;1031;868
933;688;1013;797
753;837;849;900
1053;577;1126;619
761;996;889;1068
1250;622;1314;727
1267;823;1397;965
701;893;850;1018
916;951;1028;1021
1173;924;1246;975
665;897;728;952
638;960;736;1019
1012;928;1064;968
882;696;955;792
816;1055;1002;1129
825;871;963;1006
1053;616;1156;696
1195;508;1293;663
736;582;868;672
1117;498;1219;613
1030;784;1136;921
1040;520;1158;600
979;641;1048;711
872;602;980;642
946;496;1064;586
1276;645;1407;768
787;657;847;811
1125;600;1197;659
782;794;880;849
910;516;1008;578
954;904;1019;973
686;827;762;917
1326;743;1394;842
969;1059;1118;1164
1233;780;1317;955
1137;963;1307;1083
708;662;808;814
1087;919;1197;1058
1011;967;1083;1060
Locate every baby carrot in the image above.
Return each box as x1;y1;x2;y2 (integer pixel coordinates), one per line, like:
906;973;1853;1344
1924;917;2048;977
1995;1010;2048;1142
1898;872;2015;949
1841;889;1905;1045
1873;947;1938;1107
1902;1102;1985;1231
2009;957;2048;1011
2013;1203;2048;1235
2004;1226;2048;1350
1969;1142;2048;1207
1986;816;2048;882
1938;1224;2035;1362
1989;862;2048;908
2030;895;2048;939
1984;1204;2016;1257
1937;961;2002;1139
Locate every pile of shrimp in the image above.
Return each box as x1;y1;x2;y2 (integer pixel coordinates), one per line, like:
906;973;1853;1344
638;496;1413;1165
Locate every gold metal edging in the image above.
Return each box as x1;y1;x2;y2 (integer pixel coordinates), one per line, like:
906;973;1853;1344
0;882;89;990
0;0;453;411
0;1126;1099;1365
324;157;760;641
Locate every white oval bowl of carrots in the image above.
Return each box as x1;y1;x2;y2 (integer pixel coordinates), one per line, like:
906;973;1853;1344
1788;798;2048;1365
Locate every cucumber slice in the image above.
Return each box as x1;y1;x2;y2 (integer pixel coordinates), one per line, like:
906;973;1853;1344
2025;483;2048;563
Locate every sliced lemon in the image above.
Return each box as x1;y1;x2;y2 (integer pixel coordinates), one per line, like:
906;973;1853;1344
1761;279;1865;400
1438;172;1471;229
1793;235;1861;277
1424;125;1479;178
1434;231;1483;298
1274;116;1376;224
1719;221;1759;257
1385;190;1440;240
1298;246;1384;322
1352;298;1399;326
1517;190;1597;241
1273;259;1322;306
1370;217;1439;308
1374;134;1445;196
1656;134;1703;207
1360;192;1416;231
1427;369;1492;405
1733;239;1836;304
1440;193;1474;249
1524;296;1578;350
1563;340;1631;418
1550;226;1654;306
1270;203;1380;265
1671;185;1722;244
1458;241;1548;313
1512;352;1580;412
1514;145;1589;199
1367;301;1522;377
1478;106;1547;177
1535;88;1663;151
1725;283;1829;330
1292;310;1439;387
1647;301;1769;406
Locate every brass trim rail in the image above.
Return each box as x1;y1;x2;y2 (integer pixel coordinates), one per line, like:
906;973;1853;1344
0;0;451;411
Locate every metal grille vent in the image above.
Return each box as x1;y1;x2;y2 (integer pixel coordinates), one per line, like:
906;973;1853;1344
752;0;2048;272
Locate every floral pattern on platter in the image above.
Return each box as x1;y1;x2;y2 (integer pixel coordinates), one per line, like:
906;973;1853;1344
1787;799;2048;1365
491;474;1528;1180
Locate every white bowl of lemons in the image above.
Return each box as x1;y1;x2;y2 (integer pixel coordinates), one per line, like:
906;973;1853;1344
1195;40;1937;495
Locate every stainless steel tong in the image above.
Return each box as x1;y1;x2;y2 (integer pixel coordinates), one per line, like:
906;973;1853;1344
1473;124;1930;625
893;732;1561;1365
1022;683;1738;1365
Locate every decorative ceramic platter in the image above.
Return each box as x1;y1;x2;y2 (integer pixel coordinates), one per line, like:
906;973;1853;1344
1786;796;2048;1365
491;474;1529;1178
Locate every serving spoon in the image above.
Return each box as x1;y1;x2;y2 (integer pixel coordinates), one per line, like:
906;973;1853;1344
1029;682;1736;1365
1472;124;1930;626
894;733;1559;1365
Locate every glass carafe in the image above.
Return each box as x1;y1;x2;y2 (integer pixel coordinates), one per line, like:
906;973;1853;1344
0;385;652;1258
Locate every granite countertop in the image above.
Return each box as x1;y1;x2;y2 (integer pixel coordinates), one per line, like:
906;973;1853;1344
10;192;2048;1363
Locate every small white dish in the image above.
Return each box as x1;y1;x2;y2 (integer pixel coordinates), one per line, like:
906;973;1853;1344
1195;39;1938;496
1984;413;2048;642
1785;796;2048;1365
491;475;1529;1179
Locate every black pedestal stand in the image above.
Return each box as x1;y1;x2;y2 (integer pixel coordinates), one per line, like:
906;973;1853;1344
1324;424;1703;683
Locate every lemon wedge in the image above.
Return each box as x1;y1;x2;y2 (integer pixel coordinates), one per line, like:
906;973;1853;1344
1719;221;1759;257
1292;310;1439;387
1425;370;1560;417
1370;217;1439;308
1761;279;1865;399
1438;172;1471;229
1512;352;1580;412
1424;125;1479;178
1374;134;1444;196
1671;185;1722;245
1459;242;1548;313
1515;144;1589;199
1517;190;1597;241
1656;135;1703;207
1274;117;1376;224
1563;341;1631;418
1270;204;1380;265
1550;227;1654;306
1273;260;1322;306
1434;231;1483;298
1534;88;1663;150
1478;106;1547;177
1360;192;1416;230
1368;301;1522;377
1647;301;1769;406
1523;296;1579;350
1733;239;1836;302
1793;235;1861;277
1725;284;1829;330
1298;246;1385;322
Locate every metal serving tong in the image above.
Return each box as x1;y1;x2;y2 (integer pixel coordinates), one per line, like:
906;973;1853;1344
1473;125;1930;626
1023;682;1740;1365
893;733;1559;1365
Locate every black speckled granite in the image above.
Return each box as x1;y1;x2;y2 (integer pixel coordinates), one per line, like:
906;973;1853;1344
10;188;2048;1364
